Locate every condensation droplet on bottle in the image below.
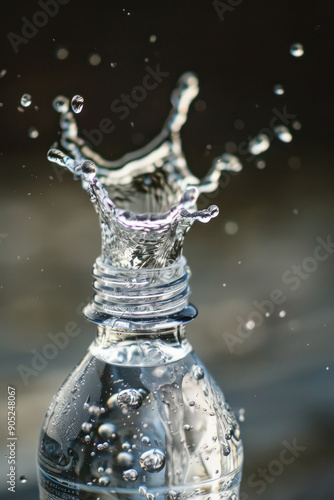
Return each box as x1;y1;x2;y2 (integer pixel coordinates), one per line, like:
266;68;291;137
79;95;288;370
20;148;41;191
139;449;165;473
117;452;134;467
275;125;293;143
71;95;84;114
183;424;192;431
273;84;284;95
223;444;231;456
56;47;69;60
28;127;39;139
21;94;32;107
290;43;304;57
98;423;116;440
138;486;147;496
192;365;205;380
123;468;138;481
141;436;151;445
98;476;110;486
19;475;28;483
189;400;195;407
117;388;143;409
248;134;270;155
52;96;69;113
292;121;302;131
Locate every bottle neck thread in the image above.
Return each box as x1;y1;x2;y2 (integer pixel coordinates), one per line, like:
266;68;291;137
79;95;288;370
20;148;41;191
83;256;197;331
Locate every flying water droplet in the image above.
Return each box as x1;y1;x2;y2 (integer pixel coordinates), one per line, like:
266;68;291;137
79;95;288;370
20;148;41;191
139;449;165;473
290;43;304;57
256;159;266;169
275;125;293;143
98;476;110;486
238;408;245;422
117;389;143;409
123;468;138;481
56;47;69;60
224;221;239;236
189;400;195;407
273;84;284;96
149;34;157;43
21;94;32;107
52;96;69;113
248;134;270;155
279;310;286;318
28;127;39;139
19;476;28;483
88;53;101;66
71;95;84;114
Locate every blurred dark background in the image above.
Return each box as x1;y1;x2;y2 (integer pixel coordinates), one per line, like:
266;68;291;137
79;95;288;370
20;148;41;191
1;0;334;498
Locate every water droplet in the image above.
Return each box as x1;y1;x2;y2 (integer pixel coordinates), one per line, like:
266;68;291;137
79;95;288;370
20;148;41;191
326;366;329;371
189;401;195;407
275;125;293;143
223;444;231;456
81;422;92;433
99;476;110;486
117;452;134;467
292;121;302;131
117;389;143;409
238;408;245;422
123;468;138;481
19;476;28;483
122;441;131;451
183;424;192;431
52;96;69;113
98;423;117;440
279;310;286;318
0;69;7;78
21;94;32;107
139;486;147;496
248;134;270;155
234;119;245;130
245;320;255;331
273;84;284;95
149;35;157;43
224;221;239;236
139;449;165;473
71;95;84;114
56;47;69;60
290;43;304;57
28;127;39;139
256;159;266;169
141;436;150;445
110;62;117;68
192;365;205;380
88;53;101;66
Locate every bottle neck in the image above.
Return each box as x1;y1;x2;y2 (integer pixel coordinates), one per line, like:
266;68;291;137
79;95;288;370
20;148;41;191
83;256;197;332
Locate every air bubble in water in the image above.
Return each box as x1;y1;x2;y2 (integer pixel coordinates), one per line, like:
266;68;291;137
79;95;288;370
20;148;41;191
28;127;39;139
290;43;304;57
117;452;134;467
117;389;143;409
19;476;28;483
21;94;32;107
275;125;292;143
192;365;204;380
139;449;165;473
71;95;84;114
273;84;284;95
123;468;138;481
248;134;270;155
52;96;69;113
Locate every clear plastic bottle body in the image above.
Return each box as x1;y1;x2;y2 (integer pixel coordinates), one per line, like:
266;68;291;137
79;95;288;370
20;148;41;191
38;327;243;499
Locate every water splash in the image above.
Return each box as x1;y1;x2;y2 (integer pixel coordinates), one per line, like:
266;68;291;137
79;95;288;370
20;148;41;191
47;73;245;269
